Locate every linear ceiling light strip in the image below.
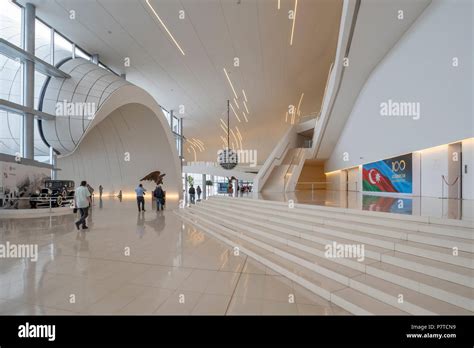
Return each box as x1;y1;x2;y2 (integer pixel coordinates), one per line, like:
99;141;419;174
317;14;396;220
146;0;186;55
290;0;298;46
230;103;241;122
223;67;238;99
220;124;229;134
242;89;248;102
230;129;240;150
243;100;249;114
296;92;304;118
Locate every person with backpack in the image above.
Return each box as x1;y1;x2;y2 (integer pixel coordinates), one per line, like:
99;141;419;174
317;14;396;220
189;185;196;204
153;184;165;211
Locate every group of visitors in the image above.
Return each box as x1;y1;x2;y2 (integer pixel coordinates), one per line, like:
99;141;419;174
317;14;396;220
74;180;166;230
188;185;202;204
134;183;166;212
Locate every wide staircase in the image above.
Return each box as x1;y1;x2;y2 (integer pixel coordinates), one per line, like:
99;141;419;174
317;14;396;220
176;196;474;315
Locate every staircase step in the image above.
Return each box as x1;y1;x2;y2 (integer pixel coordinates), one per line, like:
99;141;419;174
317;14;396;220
366;262;473;310
331;287;407;315
181;208;474;312
176;210;408;315
204;199;474;249
210;196;474;239
380;251;473;288
188;205;474;310
348;274;470;315
194;202;473;272
186;208;363;285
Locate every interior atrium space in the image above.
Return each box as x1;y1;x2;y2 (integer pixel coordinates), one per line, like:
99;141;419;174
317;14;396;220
0;0;472;345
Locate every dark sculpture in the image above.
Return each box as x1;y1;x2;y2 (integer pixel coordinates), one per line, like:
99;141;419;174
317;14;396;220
140;171;166;185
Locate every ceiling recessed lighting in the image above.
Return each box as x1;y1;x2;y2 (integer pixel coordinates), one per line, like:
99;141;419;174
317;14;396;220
242;112;248;123
223;67;239;99
146;0;185;56
234;98;240;109
278;0;280;10
290;0;298;46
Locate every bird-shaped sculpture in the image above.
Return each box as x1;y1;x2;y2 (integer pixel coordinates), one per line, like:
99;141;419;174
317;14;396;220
140;171;166;185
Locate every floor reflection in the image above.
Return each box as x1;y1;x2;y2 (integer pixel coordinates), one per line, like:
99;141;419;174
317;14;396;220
0;197;344;315
252;190;472;221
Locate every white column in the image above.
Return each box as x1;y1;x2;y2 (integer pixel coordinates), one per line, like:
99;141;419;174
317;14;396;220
21;3;35;160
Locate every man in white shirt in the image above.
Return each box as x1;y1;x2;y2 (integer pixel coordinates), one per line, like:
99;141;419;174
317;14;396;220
75;180;91;230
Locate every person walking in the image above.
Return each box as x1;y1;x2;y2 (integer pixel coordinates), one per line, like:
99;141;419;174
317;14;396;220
75;181;91;230
135;184;146;212
196;185;202;201
189;185;196;204
153;184;165;211
99;185;103;198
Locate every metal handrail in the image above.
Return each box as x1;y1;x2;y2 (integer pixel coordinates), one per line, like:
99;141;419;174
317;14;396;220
283;148;304;188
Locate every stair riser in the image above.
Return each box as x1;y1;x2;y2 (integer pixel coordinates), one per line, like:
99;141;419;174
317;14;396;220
208;198;474;239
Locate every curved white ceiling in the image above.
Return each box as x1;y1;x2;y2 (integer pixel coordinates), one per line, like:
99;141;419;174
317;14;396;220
17;0;343;163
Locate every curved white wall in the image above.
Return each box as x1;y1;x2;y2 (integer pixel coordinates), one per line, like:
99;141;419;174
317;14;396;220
57;102;181;199
326;0;473;172
39;58;130;155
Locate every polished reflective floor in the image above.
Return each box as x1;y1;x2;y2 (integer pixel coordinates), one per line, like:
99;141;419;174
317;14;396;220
0;197;349;315
253;190;473;221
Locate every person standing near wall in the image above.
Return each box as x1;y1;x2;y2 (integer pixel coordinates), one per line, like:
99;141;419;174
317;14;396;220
99;185;103;198
75;181;91;230
135;184;146;212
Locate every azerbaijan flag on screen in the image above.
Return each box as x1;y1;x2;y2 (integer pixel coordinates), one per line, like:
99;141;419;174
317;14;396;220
362;153;412;193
